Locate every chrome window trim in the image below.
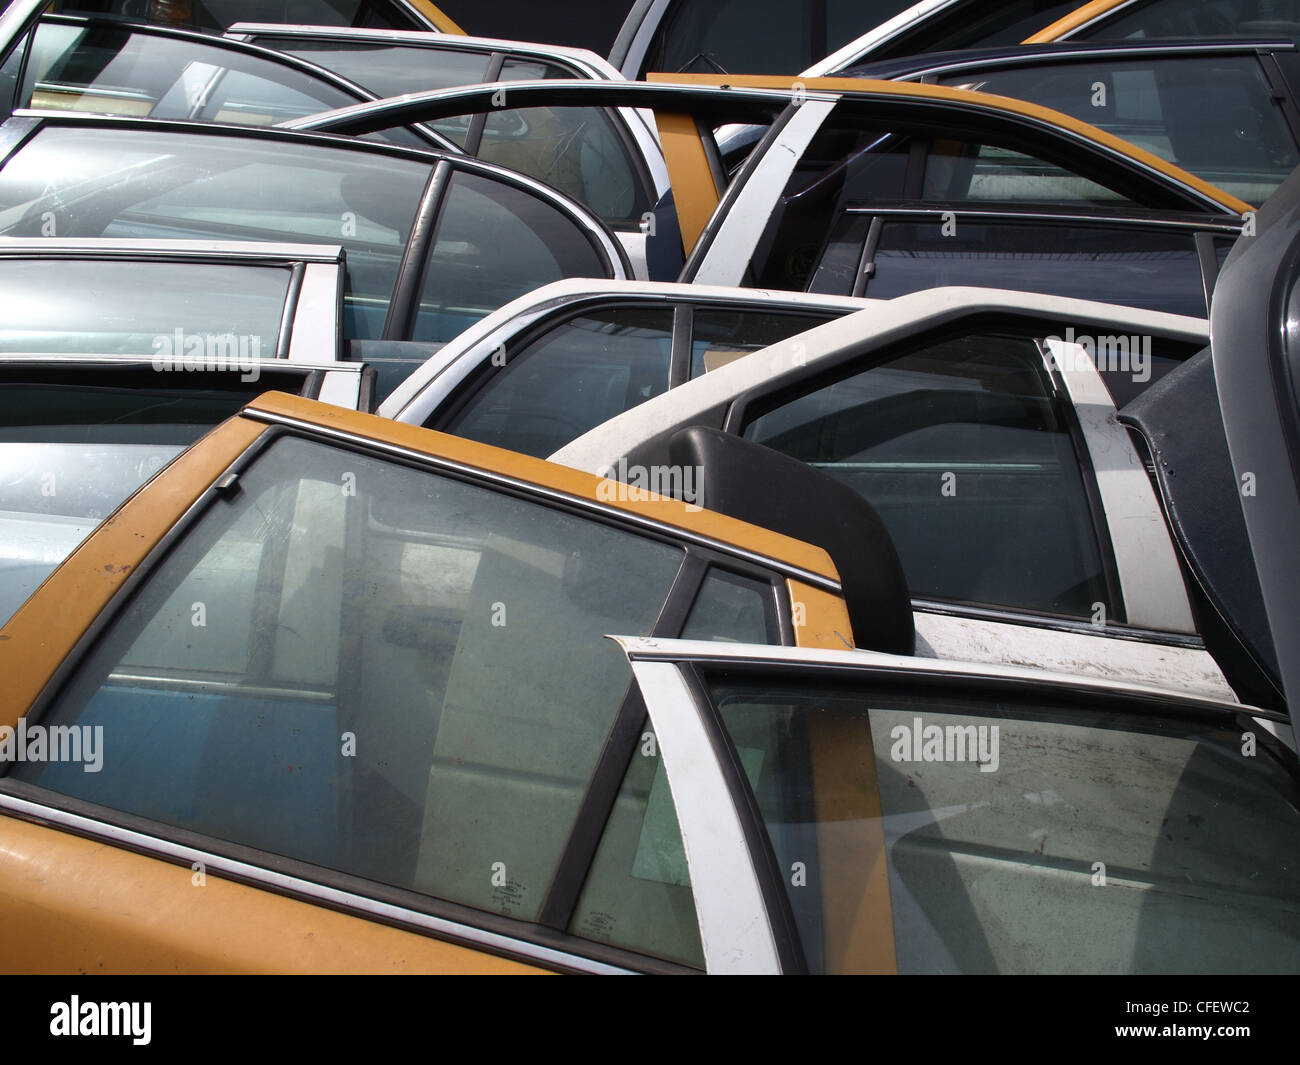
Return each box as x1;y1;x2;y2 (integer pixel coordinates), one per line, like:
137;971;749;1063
626;658;781;974
1043;337;1196;633
691;98;837;286
0;237;348;262
0;793;631;974
242;406;844;593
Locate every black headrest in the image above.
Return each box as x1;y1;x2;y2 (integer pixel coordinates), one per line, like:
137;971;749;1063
668;426;914;655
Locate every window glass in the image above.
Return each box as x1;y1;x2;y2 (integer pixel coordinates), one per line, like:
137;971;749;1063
13;435;686;924
705;671;1300;973
807;213;869;295
18;19;357;123
499;57;574;81
857;0;1078;62
859;215;1210;318
0;128;433;340
0;259;288;355
1084;0;1300;40
750;118;1129;291
741;333;1111;619
689;308;830;378
569;718;703;967
476;105;651;229
413;171;609;344
679;568;778;644
62;0;416;33
939;56;1300;204
0;377;281;626
437;306;673;457
0;30;27;116
254;39;493;100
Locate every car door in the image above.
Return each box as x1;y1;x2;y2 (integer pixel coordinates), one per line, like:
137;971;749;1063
621;636;1300;973
0;392;852;973
553;292;1203;635
676;77;1250;302
0;237;345;361
897;45;1300;206
386;285;867;457
0;116;629;396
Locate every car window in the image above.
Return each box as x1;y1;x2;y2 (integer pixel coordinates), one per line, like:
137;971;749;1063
938;56;1300;204
0;258;289;355
740;332;1112;619
0;127;432;340
1081;0;1300;39
645;0;911;76
701;669;1300;973
475;105;652;230
815;212;1213;318
679;567;779;643
689;308;832;378
247;38;494;101
16;18;359;123
568;713;703;967
12;434;691;929
0;377;290;626
62;0;421;33
435;305;674;457
410;170;611;348
750;117;1130;291
853;1;1079;63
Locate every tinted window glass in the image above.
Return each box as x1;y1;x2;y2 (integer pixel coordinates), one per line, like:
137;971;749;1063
939;56;1300;204
14;435;685;923
860;0;1078;63
412;171;609;344
680;568;778;643
1084;0;1300;39
750;118;1129;291
650;0;911;76
0;128;432;340
476;105;652;228
858;215;1211;317
437;306;673;457
705;672;1300;973
63;0;417;33
569;716;703;967
689;308;831;377
742;334;1110;618
254;38;493;99
0;378;272;625
18;19;357;123
0;259;288;355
